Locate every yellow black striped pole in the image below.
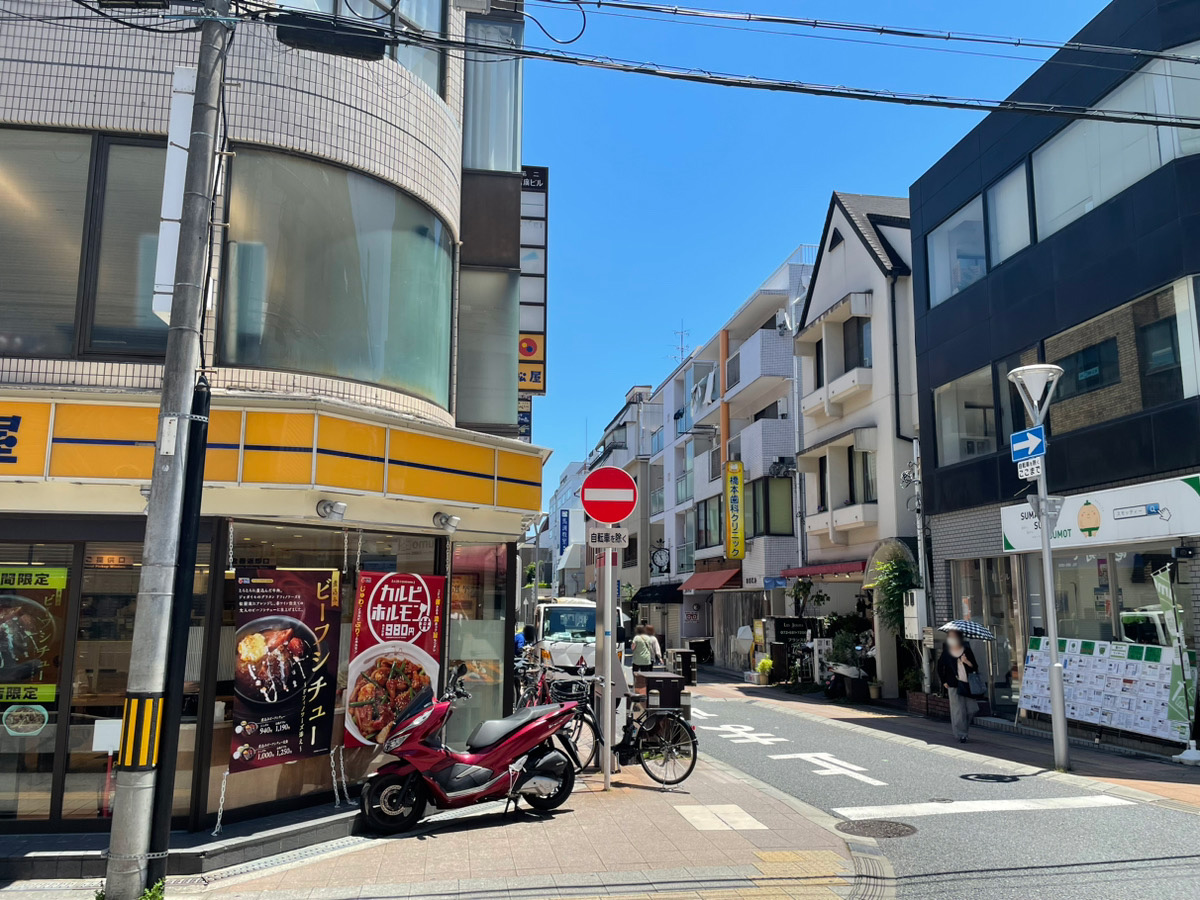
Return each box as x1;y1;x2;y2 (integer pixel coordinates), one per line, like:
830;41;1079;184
116;693;165;771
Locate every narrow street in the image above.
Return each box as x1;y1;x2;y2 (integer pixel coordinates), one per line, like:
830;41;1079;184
692;688;1200;900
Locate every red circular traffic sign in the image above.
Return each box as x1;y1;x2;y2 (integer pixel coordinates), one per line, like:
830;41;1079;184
581;466;638;525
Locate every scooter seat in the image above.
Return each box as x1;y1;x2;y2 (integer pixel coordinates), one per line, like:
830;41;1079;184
465;703;561;751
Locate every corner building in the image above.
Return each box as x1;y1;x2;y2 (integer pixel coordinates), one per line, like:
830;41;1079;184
0;1;547;831
912;0;1200;743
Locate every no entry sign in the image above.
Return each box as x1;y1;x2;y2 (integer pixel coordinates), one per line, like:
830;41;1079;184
581;466;638;525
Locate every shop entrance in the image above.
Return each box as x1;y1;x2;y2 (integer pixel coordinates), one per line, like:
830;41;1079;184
951;557;1023;713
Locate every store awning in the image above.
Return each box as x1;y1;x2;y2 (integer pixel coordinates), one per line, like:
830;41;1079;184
680;569;741;592
631;583;684;605
781;560;866;578
556;543;583;571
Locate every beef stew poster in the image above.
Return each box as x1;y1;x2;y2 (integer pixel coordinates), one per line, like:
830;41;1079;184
230;568;341;772
345;573;445;748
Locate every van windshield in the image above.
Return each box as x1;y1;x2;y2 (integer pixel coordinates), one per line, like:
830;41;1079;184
543;607;596;642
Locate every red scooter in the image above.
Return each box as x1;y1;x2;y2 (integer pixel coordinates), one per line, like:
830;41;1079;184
359;663;582;833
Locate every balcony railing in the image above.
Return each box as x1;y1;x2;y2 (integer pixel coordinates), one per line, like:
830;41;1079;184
677;542;695;574
650;486;665;515
709;448;721;482
675;471;694;505
726;353;741;388
727;435;742;463
650;428;664;455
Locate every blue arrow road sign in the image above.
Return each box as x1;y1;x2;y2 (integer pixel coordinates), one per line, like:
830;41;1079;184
1011;425;1046;462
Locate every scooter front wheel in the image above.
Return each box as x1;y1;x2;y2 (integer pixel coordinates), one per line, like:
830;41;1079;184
361;772;427;833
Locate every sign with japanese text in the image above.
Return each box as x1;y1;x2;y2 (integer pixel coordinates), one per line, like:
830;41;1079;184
230;569;341;772
587;527;630;548
345;573;445;748
518;362;546;395
559;509;571;553
0;567;69;707
725;460;746;560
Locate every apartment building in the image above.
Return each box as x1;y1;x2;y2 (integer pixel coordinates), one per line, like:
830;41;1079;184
538;461;586;600
791;193;917;697
637;247;814;670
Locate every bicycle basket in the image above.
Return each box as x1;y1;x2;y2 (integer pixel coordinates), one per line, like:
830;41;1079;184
548;679;589;703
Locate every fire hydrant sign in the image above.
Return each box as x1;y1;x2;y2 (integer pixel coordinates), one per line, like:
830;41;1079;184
345;573;445;748
230;569;342;772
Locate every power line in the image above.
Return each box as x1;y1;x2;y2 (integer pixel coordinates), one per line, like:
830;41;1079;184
66;0;202;33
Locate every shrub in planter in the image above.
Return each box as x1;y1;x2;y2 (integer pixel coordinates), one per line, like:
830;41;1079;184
756;657;773;685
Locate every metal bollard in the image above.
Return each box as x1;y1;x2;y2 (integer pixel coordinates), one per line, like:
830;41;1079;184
680;690;691;721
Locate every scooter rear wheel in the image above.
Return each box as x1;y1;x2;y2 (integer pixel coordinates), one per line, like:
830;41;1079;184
361;773;427;833
524;760;575;811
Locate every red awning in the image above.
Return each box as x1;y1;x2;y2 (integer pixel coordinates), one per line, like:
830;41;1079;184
780;561;867;578
680;569;741;592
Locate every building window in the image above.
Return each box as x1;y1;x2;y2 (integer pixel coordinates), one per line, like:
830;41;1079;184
696;497;724;550
842;316;872;370
927;196;985;307
622;535;638;568
814;339;825;388
987;165;1031;265
1046;284;1195;435
848;449;877;504
223;150;455;409
934;366;996;466
745;477;794;537
996;347;1040;447
456;269;519;425
817;455;828;510
463;18;523;172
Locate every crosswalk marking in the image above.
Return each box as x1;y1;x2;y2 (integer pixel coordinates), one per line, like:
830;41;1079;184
833;795;1135;820
675;804;768;831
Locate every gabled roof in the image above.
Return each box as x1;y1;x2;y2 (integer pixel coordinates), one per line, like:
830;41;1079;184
799;192;911;329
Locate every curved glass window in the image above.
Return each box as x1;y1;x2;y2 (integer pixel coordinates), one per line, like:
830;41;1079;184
223;150;454;408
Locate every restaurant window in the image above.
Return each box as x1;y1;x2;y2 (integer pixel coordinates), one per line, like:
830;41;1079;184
1046;282;1197;435
934;366;996;466
696;497;724;550
848;449;877;504
223;150;455;409
745;477;793;538
842;316;872;371
927;196;985;307
987;165;1031;265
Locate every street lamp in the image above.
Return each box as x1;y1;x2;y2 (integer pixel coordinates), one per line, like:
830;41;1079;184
1007;364;1069;771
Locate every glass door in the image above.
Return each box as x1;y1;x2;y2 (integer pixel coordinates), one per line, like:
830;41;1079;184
982;558;1023;713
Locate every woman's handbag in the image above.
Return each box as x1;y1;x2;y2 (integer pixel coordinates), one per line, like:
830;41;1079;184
967;671;987;699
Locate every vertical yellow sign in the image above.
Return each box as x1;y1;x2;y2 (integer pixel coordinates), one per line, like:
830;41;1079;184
725;460;745;560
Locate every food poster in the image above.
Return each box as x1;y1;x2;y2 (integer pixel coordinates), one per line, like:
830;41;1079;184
230;568;341;772
345;573;445;748
0;568;68;735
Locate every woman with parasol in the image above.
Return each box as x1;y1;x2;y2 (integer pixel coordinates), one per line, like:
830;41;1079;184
936;619;993;743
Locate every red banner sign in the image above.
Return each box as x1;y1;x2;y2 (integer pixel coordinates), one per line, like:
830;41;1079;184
345;573;445;748
229;568;341;772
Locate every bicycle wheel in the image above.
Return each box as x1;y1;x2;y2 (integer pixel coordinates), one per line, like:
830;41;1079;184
637;711;697;785
516;686;538;709
565;710;599;770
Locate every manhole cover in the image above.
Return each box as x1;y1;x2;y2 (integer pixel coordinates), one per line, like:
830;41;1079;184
836;819;917;838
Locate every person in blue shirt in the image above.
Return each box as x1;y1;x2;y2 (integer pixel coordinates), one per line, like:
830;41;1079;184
514;624;536;658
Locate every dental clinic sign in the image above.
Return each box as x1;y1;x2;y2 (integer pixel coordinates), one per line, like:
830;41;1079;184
1002;474;1200;553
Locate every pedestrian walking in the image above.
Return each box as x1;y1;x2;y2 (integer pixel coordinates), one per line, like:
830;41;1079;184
631;625;657;672
645;624;664;666
937;628;981;743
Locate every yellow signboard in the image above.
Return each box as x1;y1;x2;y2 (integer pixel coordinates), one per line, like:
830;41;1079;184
519;362;547;395
725;460;745;560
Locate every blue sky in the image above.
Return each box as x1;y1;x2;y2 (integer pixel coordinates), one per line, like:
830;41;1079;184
522;0;1108;491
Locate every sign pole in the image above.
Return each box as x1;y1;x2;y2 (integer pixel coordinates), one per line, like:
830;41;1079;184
602;525;614;791
1036;466;1070;771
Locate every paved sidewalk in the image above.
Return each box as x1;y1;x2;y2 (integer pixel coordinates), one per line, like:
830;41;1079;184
1;758;890;900
692;678;1200;809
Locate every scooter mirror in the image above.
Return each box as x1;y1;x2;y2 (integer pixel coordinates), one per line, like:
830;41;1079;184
457;662;469;678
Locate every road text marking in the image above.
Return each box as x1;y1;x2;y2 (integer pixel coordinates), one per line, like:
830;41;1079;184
699;723;789;745
690;709;718;719
833;795;1135;820
675;804;768;831
769;752;887;786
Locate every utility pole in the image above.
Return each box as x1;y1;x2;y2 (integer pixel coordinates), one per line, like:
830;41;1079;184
105;3;231;896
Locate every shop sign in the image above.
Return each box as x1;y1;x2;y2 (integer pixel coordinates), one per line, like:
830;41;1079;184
2;703;47;737
229;569;342;772
1001;474;1200;553
725;461;745;561
345;573;445;748
0;567;69;707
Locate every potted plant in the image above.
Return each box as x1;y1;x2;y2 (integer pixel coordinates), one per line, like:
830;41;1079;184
756;657;773;685
868;679;883;700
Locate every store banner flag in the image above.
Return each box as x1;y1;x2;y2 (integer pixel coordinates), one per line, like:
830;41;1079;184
345;573;445;748
230;569;341;772
0;567;68;732
725;460;746;561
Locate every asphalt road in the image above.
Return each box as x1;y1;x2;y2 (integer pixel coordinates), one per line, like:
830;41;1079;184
691;697;1200;900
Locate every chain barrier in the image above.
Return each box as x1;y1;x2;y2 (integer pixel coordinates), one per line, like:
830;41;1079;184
342;528;348;574
329;749;343;808
212;769;230;836
227;519;234;570
355;529;363;573
337;745;352;805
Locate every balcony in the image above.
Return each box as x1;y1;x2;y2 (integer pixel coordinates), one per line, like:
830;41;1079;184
674;406;692;437
827;366;873;406
709;447;721;482
724;329;792;408
800;385;827;418
804;510;832;534
677;542;695;574
833;502;879;531
726;353;741;389
650;428;664;456
734;417;793;481
650;486;665;515
675;471;694;505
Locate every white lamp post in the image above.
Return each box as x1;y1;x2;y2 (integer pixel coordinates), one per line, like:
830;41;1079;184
1007;364;1070;770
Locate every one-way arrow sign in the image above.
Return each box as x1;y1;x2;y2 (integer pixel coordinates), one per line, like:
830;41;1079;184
1011;425;1046;463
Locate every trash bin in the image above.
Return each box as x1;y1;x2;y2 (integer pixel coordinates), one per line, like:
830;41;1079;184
638;671;685;709
667;648;696;686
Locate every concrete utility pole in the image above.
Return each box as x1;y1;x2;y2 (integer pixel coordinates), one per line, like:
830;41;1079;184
105;3;231;896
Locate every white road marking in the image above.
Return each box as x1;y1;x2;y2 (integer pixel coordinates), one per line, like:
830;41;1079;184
699;723;789;745
690;709;718;719
675;804;767;831
833;795;1135;820
769;751;887;786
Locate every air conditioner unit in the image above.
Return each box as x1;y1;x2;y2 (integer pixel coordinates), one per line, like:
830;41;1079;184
452;0;492;11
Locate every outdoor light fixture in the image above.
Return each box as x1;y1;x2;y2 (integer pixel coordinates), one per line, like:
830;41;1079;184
433;512;461;534
316;499;347;520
